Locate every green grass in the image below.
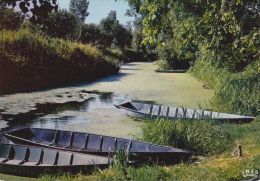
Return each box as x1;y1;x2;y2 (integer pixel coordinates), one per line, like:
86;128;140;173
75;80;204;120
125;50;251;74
140;119;231;155
0;173;36;181
190;60;259;116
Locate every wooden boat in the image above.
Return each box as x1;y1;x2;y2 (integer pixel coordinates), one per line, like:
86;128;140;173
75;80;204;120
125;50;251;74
2;127;191;164
155;69;187;73
115;101;255;123
0;142;109;177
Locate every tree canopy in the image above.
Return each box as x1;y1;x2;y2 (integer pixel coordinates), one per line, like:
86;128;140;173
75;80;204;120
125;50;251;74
0;0;58;23
69;0;89;22
128;0;260;71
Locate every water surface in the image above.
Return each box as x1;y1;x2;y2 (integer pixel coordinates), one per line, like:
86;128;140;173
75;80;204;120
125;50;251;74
0;62;212;138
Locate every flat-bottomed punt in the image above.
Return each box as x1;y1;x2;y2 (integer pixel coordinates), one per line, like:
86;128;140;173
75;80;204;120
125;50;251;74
115;101;255;123
2;127;191;164
0;142;109;177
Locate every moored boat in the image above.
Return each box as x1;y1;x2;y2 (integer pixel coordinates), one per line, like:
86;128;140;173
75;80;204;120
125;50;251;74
115;101;255;123
0;142;109;177
2;127;191;164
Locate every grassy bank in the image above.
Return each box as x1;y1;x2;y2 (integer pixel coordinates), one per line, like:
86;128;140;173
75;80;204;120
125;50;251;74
190;61;259;116
0;29;120;95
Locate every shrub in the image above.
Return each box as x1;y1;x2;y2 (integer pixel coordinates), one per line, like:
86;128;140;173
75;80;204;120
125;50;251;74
141;119;231;155
0;8;23;30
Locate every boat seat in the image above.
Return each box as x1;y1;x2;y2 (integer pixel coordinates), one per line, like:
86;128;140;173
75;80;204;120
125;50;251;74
5;160;24;165
41;149;58;166
5;145;27;165
57;152;72;166
22;147;42;166
0;144;11;163
23;161;39;166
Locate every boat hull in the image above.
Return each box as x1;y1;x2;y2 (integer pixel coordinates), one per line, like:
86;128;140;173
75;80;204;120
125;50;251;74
2;127;191;164
0;142;109;177
115;102;255;123
0;163;106;177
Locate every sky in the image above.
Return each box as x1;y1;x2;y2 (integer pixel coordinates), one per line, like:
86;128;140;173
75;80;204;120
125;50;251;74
58;0;134;25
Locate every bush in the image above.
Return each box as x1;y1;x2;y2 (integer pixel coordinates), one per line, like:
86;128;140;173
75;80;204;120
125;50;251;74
141;119;231;155
0;29;119;94
0;8;23;30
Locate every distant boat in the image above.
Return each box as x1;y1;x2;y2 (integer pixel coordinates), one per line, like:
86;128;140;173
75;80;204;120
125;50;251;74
154;69;187;73
115;101;255;123
2;127;191;164
0;142;109;177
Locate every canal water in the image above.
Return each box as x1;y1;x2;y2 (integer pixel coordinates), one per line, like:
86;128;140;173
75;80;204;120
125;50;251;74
0;62;213;138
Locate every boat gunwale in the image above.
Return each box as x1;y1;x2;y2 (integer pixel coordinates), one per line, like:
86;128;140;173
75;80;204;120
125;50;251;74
3;127;191;154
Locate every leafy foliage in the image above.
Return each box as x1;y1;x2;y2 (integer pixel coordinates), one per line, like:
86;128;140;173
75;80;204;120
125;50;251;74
80;23;101;44
69;0;89;22
128;0;260;71
1;0;58;23
37;10;81;40
0;8;24;30
98;11;132;48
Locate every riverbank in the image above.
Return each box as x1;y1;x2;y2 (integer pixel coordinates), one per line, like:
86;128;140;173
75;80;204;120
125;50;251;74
0;29;119;95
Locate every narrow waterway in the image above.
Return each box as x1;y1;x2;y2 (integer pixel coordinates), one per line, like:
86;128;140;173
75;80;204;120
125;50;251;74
85;62;212;107
0;62;212;138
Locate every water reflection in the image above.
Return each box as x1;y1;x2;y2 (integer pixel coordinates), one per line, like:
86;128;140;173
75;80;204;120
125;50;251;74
21;93;141;138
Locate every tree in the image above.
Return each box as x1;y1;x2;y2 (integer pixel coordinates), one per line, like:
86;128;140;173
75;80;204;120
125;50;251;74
0;0;58;23
99;10;132;48
39;10;80;40
99;11;119;47
80;23;101;44
127;0;260;71
69;0;89;22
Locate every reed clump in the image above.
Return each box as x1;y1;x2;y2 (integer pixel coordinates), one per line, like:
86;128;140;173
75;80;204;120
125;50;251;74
141;119;231;155
191;60;259;116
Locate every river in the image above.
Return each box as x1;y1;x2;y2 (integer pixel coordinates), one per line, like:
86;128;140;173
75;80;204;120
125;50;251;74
0;62;212;138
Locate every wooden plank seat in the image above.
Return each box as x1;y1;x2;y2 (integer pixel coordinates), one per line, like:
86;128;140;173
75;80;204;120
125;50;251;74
22;147;42;166
40;149;58;166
